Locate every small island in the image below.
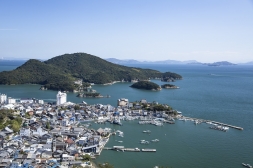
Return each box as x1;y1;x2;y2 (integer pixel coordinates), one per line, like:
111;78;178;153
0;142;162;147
203;61;236;66
161;72;182;82
161;84;179;89
130;81;161;91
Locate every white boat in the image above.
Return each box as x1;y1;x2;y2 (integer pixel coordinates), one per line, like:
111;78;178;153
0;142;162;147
118;133;124;137
140;140;149;144
242;163;252;168
247;164;252;168
118;141;123;143
143;130;151;133
151;139;159;142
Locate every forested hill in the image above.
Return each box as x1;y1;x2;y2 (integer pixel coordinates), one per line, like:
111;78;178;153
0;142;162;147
0;53;182;91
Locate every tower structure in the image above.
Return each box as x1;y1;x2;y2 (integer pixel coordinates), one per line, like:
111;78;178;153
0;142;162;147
0;94;7;104
56;91;67;105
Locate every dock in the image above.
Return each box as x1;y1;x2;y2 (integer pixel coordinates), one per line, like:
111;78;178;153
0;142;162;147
104;147;156;152
183;117;243;130
209;121;243;130
142;149;156;152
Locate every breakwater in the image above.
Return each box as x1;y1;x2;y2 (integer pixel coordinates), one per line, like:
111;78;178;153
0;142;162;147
182;117;243;130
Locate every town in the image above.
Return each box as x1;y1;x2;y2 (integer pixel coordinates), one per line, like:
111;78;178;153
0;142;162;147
0;92;178;168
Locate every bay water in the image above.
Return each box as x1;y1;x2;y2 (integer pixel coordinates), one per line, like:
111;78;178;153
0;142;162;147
0;61;252;168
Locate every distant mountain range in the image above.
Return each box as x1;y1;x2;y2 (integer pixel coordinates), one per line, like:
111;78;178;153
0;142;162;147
105;58;239;66
105;58;201;65
1;56;253;65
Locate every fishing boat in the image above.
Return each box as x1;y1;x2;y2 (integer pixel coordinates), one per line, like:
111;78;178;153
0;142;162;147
151;139;159;142
242;163;252;168
143;130;151;133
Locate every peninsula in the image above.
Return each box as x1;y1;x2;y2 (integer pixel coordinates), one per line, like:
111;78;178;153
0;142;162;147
0;53;182;92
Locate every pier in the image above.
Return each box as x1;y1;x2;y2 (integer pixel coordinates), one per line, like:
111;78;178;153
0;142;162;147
104;147;156;152
142;149;156;152
209;121;243;130
183;117;243;130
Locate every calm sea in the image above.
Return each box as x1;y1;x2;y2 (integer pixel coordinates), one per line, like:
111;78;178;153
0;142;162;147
0;61;253;168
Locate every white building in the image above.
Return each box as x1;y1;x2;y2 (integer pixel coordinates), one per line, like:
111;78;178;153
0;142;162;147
117;98;129;107
20;98;34;104
38;100;44;104
56;91;67;105
62;119;69;127
7;97;16;104
0;94;7;104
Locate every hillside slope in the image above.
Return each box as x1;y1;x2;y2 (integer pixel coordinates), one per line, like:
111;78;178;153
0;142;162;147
0;53;182;91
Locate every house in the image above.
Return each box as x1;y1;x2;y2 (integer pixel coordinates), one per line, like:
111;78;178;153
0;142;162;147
82;145;97;153
20;128;31;137
140;99;147;104
62;154;75;161
32;127;48;137
0;158;12;167
29;117;36;124
78;137;87;146
54;142;67;151
41;151;52;159
40;134;52;144
52;150;63;158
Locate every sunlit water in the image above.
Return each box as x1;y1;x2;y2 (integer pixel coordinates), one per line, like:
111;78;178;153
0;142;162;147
0;61;252;168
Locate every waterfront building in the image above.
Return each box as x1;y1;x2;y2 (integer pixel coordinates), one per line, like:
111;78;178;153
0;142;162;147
20;98;34;104
117;98;129;107
7;97;16;104
38;100;44;104
0;94;7;104
56;91;67;105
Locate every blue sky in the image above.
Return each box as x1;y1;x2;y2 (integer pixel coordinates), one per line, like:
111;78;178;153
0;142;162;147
1;0;253;63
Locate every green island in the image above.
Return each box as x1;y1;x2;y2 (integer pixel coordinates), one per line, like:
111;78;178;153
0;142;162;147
0;53;182;92
130;81;162;91
161;83;179;89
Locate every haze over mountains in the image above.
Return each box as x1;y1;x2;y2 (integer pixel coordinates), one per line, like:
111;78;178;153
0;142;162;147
105;58;252;65
1;56;253;65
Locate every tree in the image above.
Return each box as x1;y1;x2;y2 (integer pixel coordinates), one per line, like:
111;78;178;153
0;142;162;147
82;154;91;161
11;120;20;132
74;105;80;110
46;121;50;130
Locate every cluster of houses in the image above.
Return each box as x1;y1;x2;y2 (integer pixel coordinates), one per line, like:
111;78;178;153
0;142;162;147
0;92;177;168
0;93;115;168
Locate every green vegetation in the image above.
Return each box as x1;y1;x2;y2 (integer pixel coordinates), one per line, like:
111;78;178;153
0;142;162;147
161;84;178;88
81;154;91;161
0;53;182;91
130;81;161;90
0;109;22;132
153;104;173;111
161;71;182;82
77;92;101;97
